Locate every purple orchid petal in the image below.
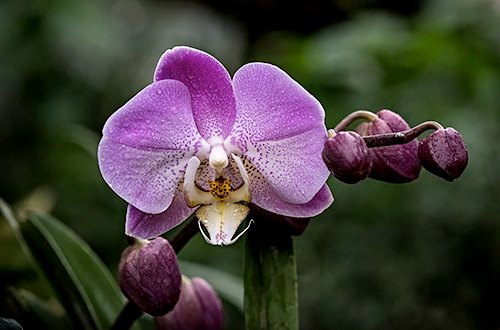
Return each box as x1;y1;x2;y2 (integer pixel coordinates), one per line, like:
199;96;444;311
254;183;333;218
231;63;329;204
98;79;205;214
246;129;330;204
154;46;236;140
248;162;333;217
232;63;326;142
126;186;196;239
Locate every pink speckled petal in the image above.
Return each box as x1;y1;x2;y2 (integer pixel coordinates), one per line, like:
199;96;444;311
253;179;333;218
232;63;329;203
154;46;236;139
231;63;326;141
244;158;333;217
126;186;196;239
245;129;330;204
98;79;205;214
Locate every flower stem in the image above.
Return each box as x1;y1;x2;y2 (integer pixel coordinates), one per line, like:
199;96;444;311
110;301;143;330
363;121;443;148
170;216;199;253
333;110;378;132
244;216;298;330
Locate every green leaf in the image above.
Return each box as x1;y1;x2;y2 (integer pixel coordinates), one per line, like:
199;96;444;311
22;212;127;329
0;198;44;278
0;199;136;330
244;220;298;330
7;287;71;330
179;260;244;312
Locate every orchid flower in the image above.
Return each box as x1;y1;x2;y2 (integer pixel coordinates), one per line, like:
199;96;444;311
98;46;333;245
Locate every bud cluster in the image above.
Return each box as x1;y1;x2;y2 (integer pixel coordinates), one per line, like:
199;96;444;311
323;109;468;184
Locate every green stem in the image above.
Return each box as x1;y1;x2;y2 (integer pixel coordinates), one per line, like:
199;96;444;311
170;216;199;253
109;301;142;330
244;217;298;330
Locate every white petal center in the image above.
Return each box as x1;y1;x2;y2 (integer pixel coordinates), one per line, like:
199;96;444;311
182;154;252;245
209;144;228;171
196;202;251;245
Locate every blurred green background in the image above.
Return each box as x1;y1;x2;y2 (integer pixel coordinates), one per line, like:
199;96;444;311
1;0;499;329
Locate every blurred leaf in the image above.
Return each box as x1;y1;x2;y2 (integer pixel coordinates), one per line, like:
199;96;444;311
7;287;70;330
20;212;128;330
0;199;134;330
62;124;99;158
16;186;56;216
0;199;47;286
179;260;243;312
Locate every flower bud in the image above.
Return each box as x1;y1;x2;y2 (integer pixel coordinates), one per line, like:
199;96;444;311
322;131;371;184
155;276;224;330
355;109;421;183
418;127;468;181
118;237;181;316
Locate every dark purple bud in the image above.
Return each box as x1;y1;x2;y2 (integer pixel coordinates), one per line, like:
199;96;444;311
323;131;371;184
118;237;181;316
418;127;468;181
356;109;421;183
155;276;224;330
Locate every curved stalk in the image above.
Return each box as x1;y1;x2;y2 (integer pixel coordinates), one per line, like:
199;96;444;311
333;110;378;132
363;121;443;148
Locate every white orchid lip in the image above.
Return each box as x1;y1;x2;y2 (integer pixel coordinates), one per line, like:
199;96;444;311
197;203;253;246
183;154;252;245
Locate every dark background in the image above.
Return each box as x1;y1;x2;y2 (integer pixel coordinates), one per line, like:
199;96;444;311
1;0;500;329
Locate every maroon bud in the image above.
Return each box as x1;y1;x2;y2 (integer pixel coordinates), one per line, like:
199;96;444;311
155;276;224;330
418;127;468;181
356;109;421;183
323;131;371;184
118;237;181;316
